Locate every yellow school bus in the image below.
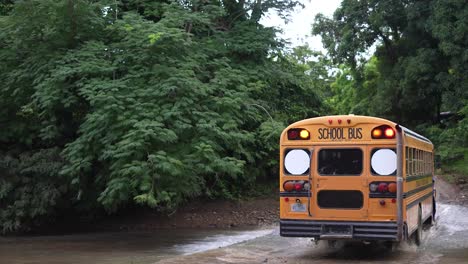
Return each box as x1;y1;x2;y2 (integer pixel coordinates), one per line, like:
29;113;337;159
279;115;435;245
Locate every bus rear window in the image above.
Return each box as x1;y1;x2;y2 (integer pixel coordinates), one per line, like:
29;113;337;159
318;149;362;176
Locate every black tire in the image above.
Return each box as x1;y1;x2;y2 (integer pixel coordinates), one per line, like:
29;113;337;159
414;205;423;246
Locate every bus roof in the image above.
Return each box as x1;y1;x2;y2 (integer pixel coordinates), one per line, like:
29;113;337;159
285;115;432;145
399;125;432;144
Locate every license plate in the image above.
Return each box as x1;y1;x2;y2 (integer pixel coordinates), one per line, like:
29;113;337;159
291;203;306;212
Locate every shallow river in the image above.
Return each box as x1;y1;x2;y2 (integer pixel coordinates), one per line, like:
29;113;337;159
1;203;468;264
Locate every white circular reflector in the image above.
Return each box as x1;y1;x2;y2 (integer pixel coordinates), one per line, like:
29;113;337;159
284;149;310;175
371;149;397;175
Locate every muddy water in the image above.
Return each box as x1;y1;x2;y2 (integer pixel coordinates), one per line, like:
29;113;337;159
1;203;468;264
0;228;273;264
156;203;468;264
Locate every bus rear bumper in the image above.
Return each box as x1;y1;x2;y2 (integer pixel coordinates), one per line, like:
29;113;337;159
280;219;398;241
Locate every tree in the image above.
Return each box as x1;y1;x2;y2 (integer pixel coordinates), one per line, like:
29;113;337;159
313;0;466;126
0;0;324;232
313;0;468;173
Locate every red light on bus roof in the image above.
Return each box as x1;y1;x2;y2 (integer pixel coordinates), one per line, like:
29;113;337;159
347;119;351;124
287;129;299;140
328;119;332;124
338;119;342;124
384;128;395;138
372;125;395;139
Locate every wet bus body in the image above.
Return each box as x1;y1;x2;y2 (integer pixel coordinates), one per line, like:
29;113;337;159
279;115;435;245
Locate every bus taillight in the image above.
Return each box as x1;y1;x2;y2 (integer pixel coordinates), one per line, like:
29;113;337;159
378;182;388;192
283;181;295;191
283;180;309;192
369;181;397;193
294;182;302;191
372;125;395;139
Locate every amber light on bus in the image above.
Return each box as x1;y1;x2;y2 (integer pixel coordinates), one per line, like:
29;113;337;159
371;125;395;139
287;128;310;140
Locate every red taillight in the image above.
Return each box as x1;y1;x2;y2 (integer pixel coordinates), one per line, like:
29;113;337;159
372;125;395;139
378;183;388;192
287;128;310;140
283;181;309;192
370;181;397;193
380;200;386;206
294;182;303;191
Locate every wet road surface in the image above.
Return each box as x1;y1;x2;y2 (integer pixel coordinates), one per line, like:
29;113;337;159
0;228;272;264
1;203;468;264
156;203;468;264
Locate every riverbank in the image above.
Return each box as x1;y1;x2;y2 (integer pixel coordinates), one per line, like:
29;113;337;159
101;175;467;232
24;174;468;235
29;194;280;235
437;174;468;205
98;197;280;232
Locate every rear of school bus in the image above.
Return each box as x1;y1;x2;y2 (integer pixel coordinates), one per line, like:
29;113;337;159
279;115;401;241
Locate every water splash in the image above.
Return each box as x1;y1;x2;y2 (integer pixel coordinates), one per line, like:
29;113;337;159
173;229;274;255
424;203;468;250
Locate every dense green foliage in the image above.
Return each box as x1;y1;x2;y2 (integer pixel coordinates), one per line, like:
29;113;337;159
313;0;467;172
0;0;324;232
0;0;467;233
